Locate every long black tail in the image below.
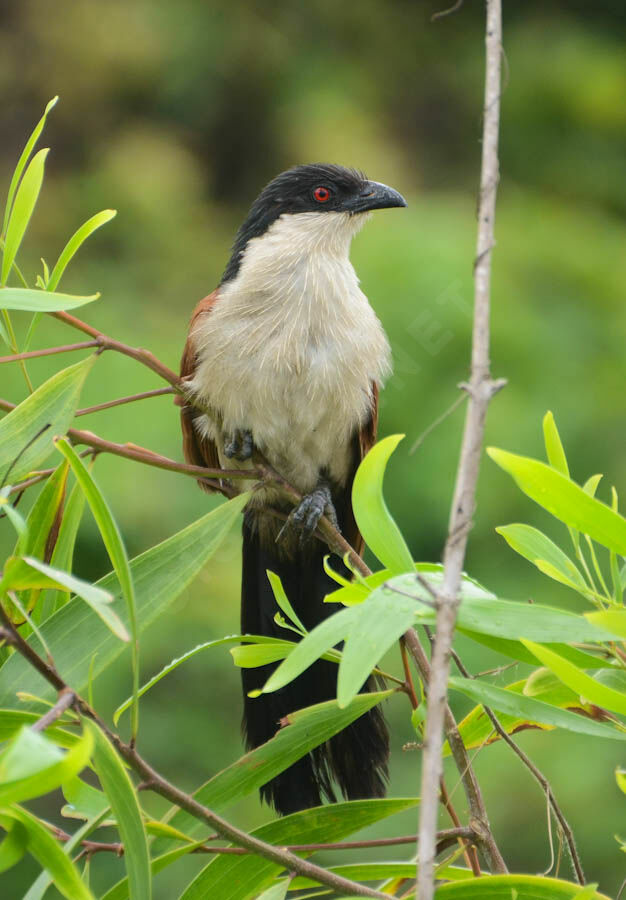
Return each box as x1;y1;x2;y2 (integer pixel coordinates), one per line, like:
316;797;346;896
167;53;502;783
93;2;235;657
241;509;389;815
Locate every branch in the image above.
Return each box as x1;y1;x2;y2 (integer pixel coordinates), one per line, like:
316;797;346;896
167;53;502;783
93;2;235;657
0;613;389;899
417;2;505;894
50;310;182;388
31;689;75;733
0;341;100;364
75;388;175;417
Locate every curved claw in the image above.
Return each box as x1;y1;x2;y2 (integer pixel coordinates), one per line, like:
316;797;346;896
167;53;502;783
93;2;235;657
290;483;338;539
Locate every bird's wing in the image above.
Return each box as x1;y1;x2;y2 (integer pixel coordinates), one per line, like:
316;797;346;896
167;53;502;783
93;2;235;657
343;381;379;558
177;289;222;490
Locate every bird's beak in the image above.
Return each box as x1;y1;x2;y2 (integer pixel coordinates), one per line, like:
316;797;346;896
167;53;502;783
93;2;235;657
345;180;407;214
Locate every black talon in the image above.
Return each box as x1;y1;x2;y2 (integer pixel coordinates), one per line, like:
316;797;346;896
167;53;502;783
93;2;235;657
290;482;337;540
224;429;254;461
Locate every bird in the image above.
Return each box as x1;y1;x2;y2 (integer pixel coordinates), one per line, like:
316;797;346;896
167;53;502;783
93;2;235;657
178;163;406;815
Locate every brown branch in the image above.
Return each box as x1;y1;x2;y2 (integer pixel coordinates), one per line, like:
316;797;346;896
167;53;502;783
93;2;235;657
75;388;175;417
449;651;584;883
31;689;75;733
50;311;182;388
416;2;505;895
0;615;389;899
0;341;100;364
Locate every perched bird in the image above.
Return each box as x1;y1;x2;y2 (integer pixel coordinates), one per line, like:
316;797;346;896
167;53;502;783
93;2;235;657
179;164;406;815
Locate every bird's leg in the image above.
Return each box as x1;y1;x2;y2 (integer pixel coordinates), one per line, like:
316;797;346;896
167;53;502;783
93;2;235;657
224;428;254;461
290;480;338;538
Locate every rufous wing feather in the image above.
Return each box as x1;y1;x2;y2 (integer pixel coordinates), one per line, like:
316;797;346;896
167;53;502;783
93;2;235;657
176;289;222;489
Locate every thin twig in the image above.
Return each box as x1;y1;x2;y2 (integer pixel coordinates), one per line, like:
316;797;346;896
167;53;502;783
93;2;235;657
416;2;505;895
0;614;389;899
409;392;467;454
0;341;99;364
75;387;175;417
31;689;75;733
50;310;182;388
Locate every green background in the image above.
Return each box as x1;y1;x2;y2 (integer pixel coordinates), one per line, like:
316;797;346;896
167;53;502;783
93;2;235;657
1;0;625;895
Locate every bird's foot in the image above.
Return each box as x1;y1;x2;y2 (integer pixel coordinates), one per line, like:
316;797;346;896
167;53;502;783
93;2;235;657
290;482;338;539
224;429;254;461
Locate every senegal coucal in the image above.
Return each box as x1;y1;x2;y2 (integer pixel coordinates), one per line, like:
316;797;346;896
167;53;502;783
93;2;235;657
179;164;406;814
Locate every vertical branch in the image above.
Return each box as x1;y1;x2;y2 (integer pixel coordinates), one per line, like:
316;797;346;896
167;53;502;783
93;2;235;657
416;1;504;895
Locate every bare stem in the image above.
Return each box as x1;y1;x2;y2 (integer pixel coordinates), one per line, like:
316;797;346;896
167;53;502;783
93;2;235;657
76;387;175;417
31;689;75;733
0;341;99;364
416;7;504;891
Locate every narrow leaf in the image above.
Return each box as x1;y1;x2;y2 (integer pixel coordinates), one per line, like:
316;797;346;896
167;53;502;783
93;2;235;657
496;524;587;591
46;210;116;291
435;874;608;898
86;720;151;900
179;799;418;900
543;411;569;476
0;805;93;900
352;434;413;574
1;149;49;285
522;640;626;716
0;818;27;873
0;496;248;708
487;447;626;555
267;570;306;632
22;557;129;641
0;726;92;807
0;287;99;311
55;438;138;729
157;691;394;847
0;356;95;484
337;589;416;707
587;609;626;640
2;97;57;237
449;677;626;741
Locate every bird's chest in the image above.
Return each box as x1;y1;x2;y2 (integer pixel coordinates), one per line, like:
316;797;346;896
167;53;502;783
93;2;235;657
190;253;389;490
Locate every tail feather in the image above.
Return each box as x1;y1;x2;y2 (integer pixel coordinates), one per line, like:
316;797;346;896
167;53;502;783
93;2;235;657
241;509;389;815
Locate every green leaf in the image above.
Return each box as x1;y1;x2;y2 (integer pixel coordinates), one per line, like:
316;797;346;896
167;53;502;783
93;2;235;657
100;843;206;900
543;411;569;476
461;630;613;670
22;557;129;641
381;572;613;643
255;882;289;900
40;476;87;619
47;210;116;291
0;496;248;708
0;725;92;806
15;460;68;559
0;356;95;484
157;691;394;848
61;776;112;823
0;709;78;748
0;287;99;311
0;805;93;900
449;674;580;755
337;589;416;707
351;434;413;574
86;720;151;900
55;438;138;730
179;798;418;900
113;636;267;724
0;817;27;873
521;640;626;716
449;677;626;741
434;874;608;898
23;807;110;900
267;570;306;632
496;524;587;592
2;97;57;238
487;447;626;555
1;148;49;286
261;606;356;694
586;609;626;640
616;767;626;795
230;642;296;668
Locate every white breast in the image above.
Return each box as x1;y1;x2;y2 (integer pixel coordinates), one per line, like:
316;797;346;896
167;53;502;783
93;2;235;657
189;211;391;494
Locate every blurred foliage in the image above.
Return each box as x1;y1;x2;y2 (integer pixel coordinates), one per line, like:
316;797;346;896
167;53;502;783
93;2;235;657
1;0;625;895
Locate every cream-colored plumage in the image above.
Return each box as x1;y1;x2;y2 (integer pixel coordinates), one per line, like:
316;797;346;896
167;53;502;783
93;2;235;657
188;210;391;494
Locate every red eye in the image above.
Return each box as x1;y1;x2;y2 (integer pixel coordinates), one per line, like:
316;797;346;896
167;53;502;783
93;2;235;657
313;186;330;203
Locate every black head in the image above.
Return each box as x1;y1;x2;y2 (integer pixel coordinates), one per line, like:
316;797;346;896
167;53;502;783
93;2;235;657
221;163;406;283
